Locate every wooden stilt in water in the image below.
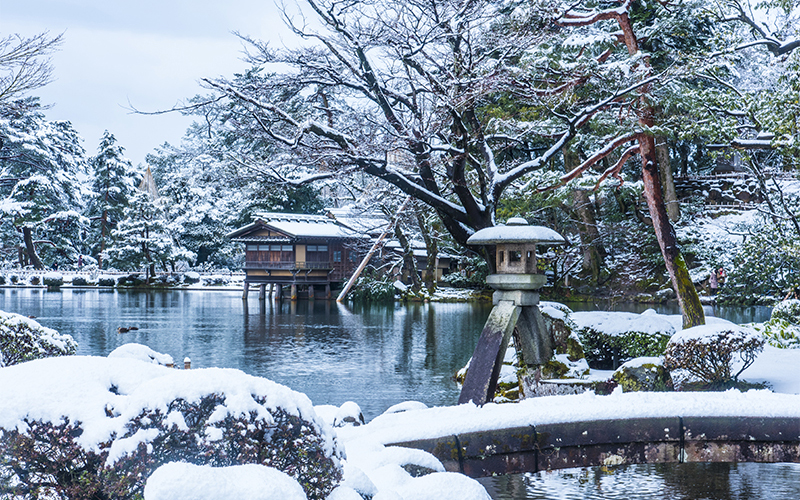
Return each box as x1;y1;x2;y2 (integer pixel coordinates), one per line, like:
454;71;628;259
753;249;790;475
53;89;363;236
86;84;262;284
242;282;249;299
259;284;266;300
276;285;283;300
325;283;331;300
308;285;315;300
291;284;298;301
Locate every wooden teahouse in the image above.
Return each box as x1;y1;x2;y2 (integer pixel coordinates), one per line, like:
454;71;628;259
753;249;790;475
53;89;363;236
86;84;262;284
227;213;367;300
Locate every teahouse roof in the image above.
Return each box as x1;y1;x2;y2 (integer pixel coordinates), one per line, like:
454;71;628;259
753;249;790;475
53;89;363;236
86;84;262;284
227;212;364;242
467;218;565;246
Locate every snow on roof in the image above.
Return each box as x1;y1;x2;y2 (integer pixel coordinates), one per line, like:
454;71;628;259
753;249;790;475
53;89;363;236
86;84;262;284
228;212;365;240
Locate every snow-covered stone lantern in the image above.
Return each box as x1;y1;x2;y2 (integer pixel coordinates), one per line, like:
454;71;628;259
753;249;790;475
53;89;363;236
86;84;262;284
459;217;566;405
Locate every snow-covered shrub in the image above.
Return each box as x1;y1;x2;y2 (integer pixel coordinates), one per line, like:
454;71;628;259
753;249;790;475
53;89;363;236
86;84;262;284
0;357;343;500
572;311;674;369
203;276;229;286
349;276;395;302
43;272;63;287
771;299;800;324
29;275;40;285
0;275;5;285
664;325;764;389
108;343;174;366
0;310;77;367
183;271;201;284
439;255;489;288
9;274;19;284
751;299;800;348
98;275;116;287
117;274;145;287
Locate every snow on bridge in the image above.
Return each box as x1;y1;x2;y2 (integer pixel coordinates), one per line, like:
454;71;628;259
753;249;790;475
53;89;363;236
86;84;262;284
342;390;800;477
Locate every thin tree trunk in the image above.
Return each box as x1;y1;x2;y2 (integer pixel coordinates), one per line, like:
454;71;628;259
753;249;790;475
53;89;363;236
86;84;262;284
394;223;421;293
640;133;705;328
414;205;438;294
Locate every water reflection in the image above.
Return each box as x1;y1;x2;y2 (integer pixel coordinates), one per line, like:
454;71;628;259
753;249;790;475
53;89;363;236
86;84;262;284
479;463;800;499
0;288;491;419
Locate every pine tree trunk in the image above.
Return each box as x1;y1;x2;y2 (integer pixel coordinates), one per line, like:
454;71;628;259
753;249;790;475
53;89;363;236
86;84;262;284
564;148;605;282
614;11;704;329
656;136;680;222
640;133;705;328
22;226;44;270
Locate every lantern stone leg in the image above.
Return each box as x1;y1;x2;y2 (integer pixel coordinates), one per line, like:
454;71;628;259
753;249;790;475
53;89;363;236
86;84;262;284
458;301;521;405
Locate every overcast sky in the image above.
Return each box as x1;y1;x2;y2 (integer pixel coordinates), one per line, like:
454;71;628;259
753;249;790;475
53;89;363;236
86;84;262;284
1;0;295;167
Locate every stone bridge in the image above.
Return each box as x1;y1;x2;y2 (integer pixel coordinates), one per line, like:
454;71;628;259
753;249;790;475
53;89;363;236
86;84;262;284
390;416;800;477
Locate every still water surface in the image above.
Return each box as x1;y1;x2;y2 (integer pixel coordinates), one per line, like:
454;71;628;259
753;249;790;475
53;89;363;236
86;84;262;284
0;288;787;499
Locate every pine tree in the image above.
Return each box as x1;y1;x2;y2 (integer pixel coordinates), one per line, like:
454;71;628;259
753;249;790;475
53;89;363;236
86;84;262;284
106;188;194;280
0;99;87;269
86;130;139;269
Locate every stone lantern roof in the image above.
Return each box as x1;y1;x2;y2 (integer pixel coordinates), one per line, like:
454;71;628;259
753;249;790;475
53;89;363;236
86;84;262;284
467;217;565;292
467;217;565;246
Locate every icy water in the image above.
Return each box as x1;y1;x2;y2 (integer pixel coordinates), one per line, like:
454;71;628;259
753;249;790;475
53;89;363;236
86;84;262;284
0;288;787;500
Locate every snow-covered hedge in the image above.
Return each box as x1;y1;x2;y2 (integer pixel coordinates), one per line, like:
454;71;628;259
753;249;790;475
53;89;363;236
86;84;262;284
0;357;344;499
98;275;117;287
0;310;77;367
43;272;64;287
572;310;674;369
664;324;764;388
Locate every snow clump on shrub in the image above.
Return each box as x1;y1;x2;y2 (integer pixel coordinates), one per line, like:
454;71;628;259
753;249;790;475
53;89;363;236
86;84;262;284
144;462;308;500
752;299;800;349
0;356;344;499
664;324;764;389
0;310;77;367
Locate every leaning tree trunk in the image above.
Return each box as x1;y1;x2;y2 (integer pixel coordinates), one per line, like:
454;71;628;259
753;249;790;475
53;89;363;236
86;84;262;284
22;226;44;270
640;132;705;328
616;11;705;328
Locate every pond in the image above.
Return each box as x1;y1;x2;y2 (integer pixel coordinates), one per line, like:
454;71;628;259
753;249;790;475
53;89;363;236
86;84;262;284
0;288;492;419
0;288;787;500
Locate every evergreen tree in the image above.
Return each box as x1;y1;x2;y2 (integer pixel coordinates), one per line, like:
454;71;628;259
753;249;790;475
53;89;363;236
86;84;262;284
86;130;139;269
0;99;87;269
106;188;194;279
